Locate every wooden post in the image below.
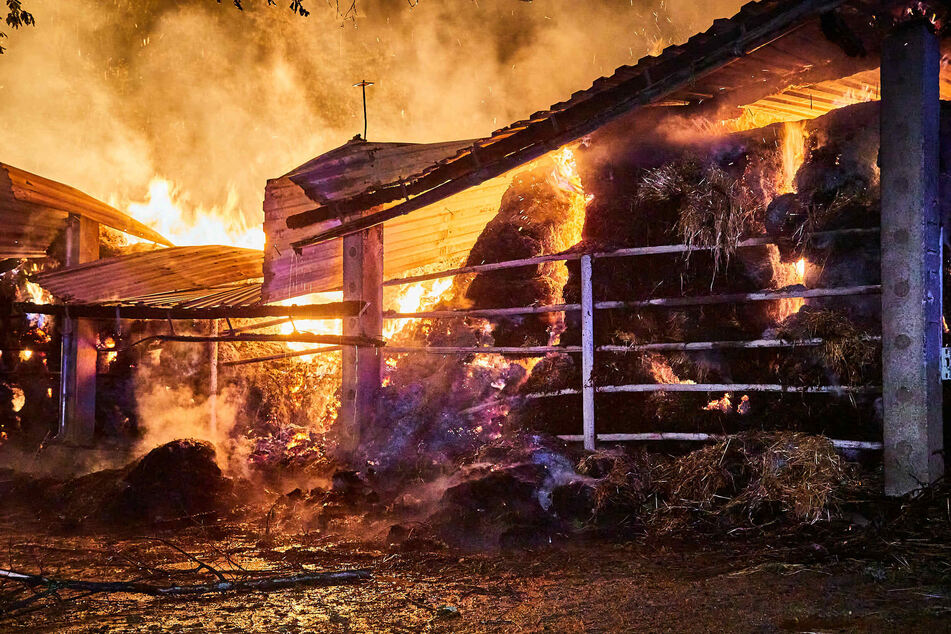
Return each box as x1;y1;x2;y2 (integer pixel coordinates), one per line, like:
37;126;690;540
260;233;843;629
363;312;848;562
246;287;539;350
209;319;218;437
580;254;595;451
58;215;99;445
880;20;944;495
338;227;383;458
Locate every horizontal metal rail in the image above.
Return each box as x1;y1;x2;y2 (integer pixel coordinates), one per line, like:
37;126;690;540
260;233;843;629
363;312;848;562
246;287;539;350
520;384;880;396
382;228;879;287
383;345;582;355
381;337;881;355
459;382;880;416
556;433;883;450
382;285;880;320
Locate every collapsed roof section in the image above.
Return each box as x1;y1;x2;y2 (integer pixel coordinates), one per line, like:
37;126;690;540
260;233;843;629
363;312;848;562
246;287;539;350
262;0;928;300
34;245;263;304
0;162;173;259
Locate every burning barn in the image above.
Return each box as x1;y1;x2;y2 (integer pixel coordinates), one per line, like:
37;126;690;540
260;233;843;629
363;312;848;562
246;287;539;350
265;0;946;496
2;0;951;627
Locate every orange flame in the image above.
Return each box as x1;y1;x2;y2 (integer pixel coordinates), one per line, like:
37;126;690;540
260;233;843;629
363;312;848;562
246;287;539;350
778;120;806;194
123;178;264;249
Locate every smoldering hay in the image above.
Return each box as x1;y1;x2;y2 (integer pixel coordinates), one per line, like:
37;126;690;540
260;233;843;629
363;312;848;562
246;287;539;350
0;0;746;236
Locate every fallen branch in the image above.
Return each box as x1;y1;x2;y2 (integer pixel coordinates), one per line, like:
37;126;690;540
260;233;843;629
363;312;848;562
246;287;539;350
0;567;371;598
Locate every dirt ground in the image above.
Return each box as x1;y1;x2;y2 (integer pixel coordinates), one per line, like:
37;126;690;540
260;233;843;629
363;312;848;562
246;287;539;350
1;508;949;634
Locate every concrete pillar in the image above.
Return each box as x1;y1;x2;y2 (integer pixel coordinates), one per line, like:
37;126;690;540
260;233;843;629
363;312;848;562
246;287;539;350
338;226;383;459
58;215;99;445
880;20;944;495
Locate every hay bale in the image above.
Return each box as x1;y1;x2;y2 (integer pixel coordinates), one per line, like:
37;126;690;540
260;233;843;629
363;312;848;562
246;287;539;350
775;307;879;388
637;159;757;283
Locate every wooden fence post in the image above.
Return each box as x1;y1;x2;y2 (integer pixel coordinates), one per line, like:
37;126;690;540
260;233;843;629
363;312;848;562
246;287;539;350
338;227;384;459
581;254;595;451
57;214;98;446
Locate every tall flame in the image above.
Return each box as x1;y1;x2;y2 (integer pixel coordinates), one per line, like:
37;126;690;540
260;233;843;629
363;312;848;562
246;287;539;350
123;178;265;249
778;120;806;194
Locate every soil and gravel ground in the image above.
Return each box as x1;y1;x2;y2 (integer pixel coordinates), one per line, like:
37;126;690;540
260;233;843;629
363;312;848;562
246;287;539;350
1;508;948;633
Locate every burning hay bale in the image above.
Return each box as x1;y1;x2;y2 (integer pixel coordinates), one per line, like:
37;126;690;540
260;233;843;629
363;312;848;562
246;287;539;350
463;151;587;347
659;432;855;530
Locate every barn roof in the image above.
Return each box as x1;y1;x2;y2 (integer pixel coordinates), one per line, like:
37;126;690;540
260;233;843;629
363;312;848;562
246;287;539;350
0;162;172;259
283;0;909;251
33;245;263;304
264;0;932;300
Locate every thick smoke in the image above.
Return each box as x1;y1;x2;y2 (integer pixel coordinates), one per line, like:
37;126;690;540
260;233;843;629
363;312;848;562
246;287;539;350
0;0;744;229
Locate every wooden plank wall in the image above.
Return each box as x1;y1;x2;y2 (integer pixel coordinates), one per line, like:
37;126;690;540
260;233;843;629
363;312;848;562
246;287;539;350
263;142;512;303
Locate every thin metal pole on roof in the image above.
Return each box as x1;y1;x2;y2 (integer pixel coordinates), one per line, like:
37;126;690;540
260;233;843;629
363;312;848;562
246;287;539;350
353;79;374;140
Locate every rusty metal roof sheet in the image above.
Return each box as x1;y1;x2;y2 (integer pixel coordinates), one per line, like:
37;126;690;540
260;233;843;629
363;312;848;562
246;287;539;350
0;163;172;258
33;245;263;304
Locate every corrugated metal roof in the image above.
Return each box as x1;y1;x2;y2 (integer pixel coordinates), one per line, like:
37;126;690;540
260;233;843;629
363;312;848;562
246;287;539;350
33;245;263;303
0;162;172;258
284;0;904;247
108;280;264;310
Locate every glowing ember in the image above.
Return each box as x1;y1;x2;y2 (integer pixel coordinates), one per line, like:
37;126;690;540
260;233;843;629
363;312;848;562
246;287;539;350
18;349;33;362
285;431;311;452
11;386;25;413
124;178;264;249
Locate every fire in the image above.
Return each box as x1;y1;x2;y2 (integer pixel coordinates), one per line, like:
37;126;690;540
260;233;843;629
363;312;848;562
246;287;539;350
123;178;265;249
385;277;454;339
649;356;695;385
778;257;807;320
98;335;118;367
778;120;806;194
547;147;590;251
704;393;732;413
18;349;33;362
17;280;52;329
703;393;750;415
286;430;311;451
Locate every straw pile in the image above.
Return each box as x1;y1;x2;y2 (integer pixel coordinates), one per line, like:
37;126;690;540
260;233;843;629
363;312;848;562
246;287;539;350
577;448;665;521
657;431;855;530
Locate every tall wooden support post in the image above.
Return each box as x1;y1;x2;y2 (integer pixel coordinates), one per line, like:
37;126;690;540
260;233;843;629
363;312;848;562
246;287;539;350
338;227;383;459
580;255;595;451
209;319;219;437
881;20;944;496
58;215;99;445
